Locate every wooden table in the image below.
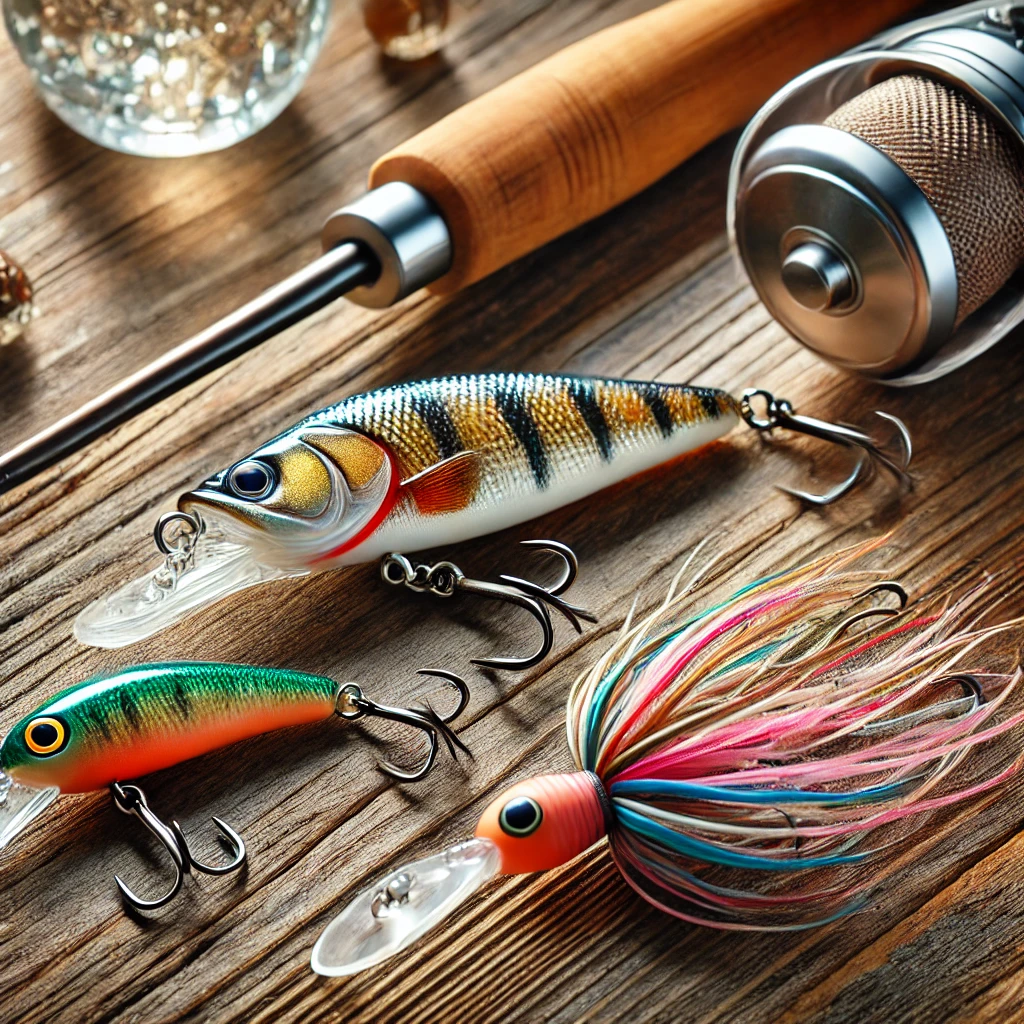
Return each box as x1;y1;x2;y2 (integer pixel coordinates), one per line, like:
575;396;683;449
3;1;1024;1021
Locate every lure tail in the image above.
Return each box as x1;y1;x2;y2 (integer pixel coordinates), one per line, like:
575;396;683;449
570;543;1024;929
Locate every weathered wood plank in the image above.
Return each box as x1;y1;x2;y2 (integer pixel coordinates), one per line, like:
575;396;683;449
4;1;1024;1022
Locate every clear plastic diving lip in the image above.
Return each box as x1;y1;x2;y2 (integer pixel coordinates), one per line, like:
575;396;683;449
0;773;59;850
73;531;308;649
311;838;500;977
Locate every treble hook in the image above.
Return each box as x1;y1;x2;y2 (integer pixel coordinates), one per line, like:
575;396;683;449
110;781;246;912
740;389;912;506
380;540;598;671
335;669;472;782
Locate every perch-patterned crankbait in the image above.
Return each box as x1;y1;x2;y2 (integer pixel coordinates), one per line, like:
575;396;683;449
310;541;1023;976
0;662;468;910
75;373;909;650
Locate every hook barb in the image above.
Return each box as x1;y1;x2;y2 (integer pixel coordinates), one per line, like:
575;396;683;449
855;673;985;738
777;452;868;507
110;782;246;912
464;578;555;671
335;671;471;783
415;668;471;724
515;539;579;596
936;672;984;711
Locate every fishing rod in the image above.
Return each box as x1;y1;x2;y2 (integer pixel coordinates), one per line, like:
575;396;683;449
0;0;919;496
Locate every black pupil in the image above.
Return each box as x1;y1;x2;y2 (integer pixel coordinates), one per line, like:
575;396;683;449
503;798;539;832
30;722;58;747
232;463;269;495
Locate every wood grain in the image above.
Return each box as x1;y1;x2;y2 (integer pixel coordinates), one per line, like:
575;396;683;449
3;2;1024;1023
370;0;921;293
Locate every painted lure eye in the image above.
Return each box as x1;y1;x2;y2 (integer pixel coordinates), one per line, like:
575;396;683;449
499;796;543;837
24;717;68;757
227;460;275;499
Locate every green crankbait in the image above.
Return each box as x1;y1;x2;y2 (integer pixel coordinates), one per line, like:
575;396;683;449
0;661;468;910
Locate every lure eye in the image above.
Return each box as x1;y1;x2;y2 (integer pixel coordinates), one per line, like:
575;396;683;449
499;796;543;837
227;460;275;499
24;717;68;757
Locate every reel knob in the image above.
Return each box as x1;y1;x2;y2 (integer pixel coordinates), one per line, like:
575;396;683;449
781;241;856;313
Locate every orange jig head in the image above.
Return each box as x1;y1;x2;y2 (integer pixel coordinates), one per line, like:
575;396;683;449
474;771;609;875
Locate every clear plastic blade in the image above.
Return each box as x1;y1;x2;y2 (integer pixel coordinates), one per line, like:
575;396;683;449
311;837;499;977
0;773;58;850
74;533;308;648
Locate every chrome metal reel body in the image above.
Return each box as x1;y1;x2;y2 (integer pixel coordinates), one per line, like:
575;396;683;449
730;2;1024;384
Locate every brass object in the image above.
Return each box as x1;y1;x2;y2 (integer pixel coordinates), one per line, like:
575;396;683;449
361;0;448;60
0;250;34;345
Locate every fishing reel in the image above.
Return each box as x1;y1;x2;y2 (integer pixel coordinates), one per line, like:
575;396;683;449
730;1;1024;384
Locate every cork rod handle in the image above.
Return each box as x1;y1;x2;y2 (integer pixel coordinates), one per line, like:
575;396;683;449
370;0;920;295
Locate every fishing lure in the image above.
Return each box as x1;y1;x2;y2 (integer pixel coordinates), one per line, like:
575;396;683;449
310;541;1023;976
75;374;909;651
0;662;468;910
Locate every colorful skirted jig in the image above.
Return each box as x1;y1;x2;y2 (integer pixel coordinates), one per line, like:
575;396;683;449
75;374;910;650
310;541;1023;976
0;662;468;911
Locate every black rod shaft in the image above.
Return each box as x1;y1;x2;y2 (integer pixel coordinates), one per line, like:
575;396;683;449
0;243;379;496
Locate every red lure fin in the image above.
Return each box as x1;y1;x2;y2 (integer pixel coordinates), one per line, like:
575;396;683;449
401;450;481;516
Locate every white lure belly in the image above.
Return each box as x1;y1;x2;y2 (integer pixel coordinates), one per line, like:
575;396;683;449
337;411;737;565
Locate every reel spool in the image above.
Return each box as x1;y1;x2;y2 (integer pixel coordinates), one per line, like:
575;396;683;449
730;2;1024;384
